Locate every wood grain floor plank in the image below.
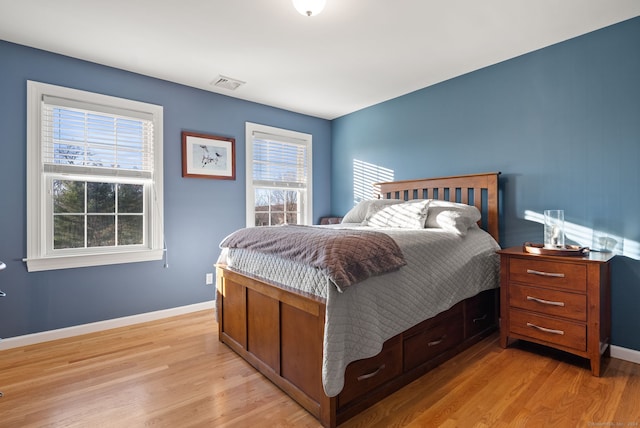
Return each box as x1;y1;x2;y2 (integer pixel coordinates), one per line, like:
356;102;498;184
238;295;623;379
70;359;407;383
1;309;639;427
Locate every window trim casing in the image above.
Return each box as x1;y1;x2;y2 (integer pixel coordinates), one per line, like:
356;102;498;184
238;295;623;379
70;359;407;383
26;81;164;272
245;122;313;227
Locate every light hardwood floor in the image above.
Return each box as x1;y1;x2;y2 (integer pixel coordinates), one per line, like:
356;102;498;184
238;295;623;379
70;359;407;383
0;309;638;427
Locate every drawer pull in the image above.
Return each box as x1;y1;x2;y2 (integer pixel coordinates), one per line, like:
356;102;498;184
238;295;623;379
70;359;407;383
526;269;565;278
0;290;5;297
526;296;565;307
526;322;564;335
357;364;385;381
472;313;488;323
427;334;447;347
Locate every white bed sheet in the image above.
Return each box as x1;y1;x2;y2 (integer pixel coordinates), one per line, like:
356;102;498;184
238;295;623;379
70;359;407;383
217;224;500;397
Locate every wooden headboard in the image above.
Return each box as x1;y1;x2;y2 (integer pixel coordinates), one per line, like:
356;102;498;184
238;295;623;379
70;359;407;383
374;172;501;242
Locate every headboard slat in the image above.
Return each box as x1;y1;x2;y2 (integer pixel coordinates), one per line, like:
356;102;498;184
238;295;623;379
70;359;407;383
374;172;501;242
460;189;469;205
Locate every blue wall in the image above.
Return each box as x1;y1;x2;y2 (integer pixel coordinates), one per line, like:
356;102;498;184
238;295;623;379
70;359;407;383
0;41;331;339
332;18;640;351
2;18;639;353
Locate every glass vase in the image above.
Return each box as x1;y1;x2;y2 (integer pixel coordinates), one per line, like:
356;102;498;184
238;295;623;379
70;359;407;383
544;210;565;249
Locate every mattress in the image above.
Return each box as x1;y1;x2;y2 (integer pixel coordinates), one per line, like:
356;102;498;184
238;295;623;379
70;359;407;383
217;223;500;396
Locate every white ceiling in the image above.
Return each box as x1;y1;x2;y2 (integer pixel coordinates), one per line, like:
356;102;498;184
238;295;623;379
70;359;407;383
1;1;639;120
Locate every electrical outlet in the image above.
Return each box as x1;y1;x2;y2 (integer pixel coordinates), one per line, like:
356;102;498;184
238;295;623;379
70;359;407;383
205;272;214;285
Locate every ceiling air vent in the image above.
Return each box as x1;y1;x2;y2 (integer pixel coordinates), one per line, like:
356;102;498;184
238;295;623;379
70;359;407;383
210;75;246;91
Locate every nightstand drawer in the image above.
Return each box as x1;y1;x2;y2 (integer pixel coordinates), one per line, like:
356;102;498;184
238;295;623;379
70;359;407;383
509;309;586;352
509;258;586;292
509;283;587;322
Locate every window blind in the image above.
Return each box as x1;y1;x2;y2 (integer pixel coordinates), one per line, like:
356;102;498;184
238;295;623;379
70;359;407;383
252;132;307;189
41;97;154;179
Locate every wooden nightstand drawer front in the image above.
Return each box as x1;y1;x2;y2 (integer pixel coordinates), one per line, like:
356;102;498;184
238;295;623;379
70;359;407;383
509;284;587;322
509;258;586;292
509;309;586;352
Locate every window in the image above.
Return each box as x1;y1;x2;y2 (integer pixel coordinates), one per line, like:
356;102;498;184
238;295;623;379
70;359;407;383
26;81;164;272
246;122;312;227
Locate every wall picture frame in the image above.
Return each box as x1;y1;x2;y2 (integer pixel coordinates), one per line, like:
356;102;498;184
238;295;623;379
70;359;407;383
182;131;235;180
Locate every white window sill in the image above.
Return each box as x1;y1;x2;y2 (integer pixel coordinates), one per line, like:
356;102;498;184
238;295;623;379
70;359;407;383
26;249;164;272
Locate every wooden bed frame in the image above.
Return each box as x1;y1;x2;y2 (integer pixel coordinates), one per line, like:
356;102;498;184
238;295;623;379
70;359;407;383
216;172;501;427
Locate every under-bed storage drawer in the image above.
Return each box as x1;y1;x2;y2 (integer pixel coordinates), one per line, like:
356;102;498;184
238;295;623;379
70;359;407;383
338;335;402;407
464;289;496;338
403;303;464;371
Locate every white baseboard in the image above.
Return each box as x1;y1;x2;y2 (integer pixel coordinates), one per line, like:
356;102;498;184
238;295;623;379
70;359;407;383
611;345;640;365
3;304;639;367
0;300;215;351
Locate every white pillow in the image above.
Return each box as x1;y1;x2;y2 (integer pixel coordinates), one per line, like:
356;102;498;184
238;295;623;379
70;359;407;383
425;200;481;236
365;199;430;229
341;199;402;223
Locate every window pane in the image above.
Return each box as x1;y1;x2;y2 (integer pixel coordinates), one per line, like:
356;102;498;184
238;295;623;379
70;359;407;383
270;212;284;225
270;189;285;212
87;182;115;213
54;215;85;249
53;180;84;213
87;215;115;247
252;188;302;226
255;189;270;212
255;212;269;227
51;180;145;248
286;213;298;225
119;215;143;245
118;184;143;213
285;190;298;212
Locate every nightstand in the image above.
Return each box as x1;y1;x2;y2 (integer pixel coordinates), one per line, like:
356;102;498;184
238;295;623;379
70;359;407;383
497;246;613;376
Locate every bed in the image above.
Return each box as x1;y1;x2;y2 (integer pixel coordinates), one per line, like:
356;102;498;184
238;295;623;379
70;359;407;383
216;172;501;427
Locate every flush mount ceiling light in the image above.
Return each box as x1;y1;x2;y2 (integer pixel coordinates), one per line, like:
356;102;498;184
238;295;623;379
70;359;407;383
292;0;326;17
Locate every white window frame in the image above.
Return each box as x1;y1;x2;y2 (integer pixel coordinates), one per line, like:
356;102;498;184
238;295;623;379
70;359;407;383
26;81;164;272
245;122;313;227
